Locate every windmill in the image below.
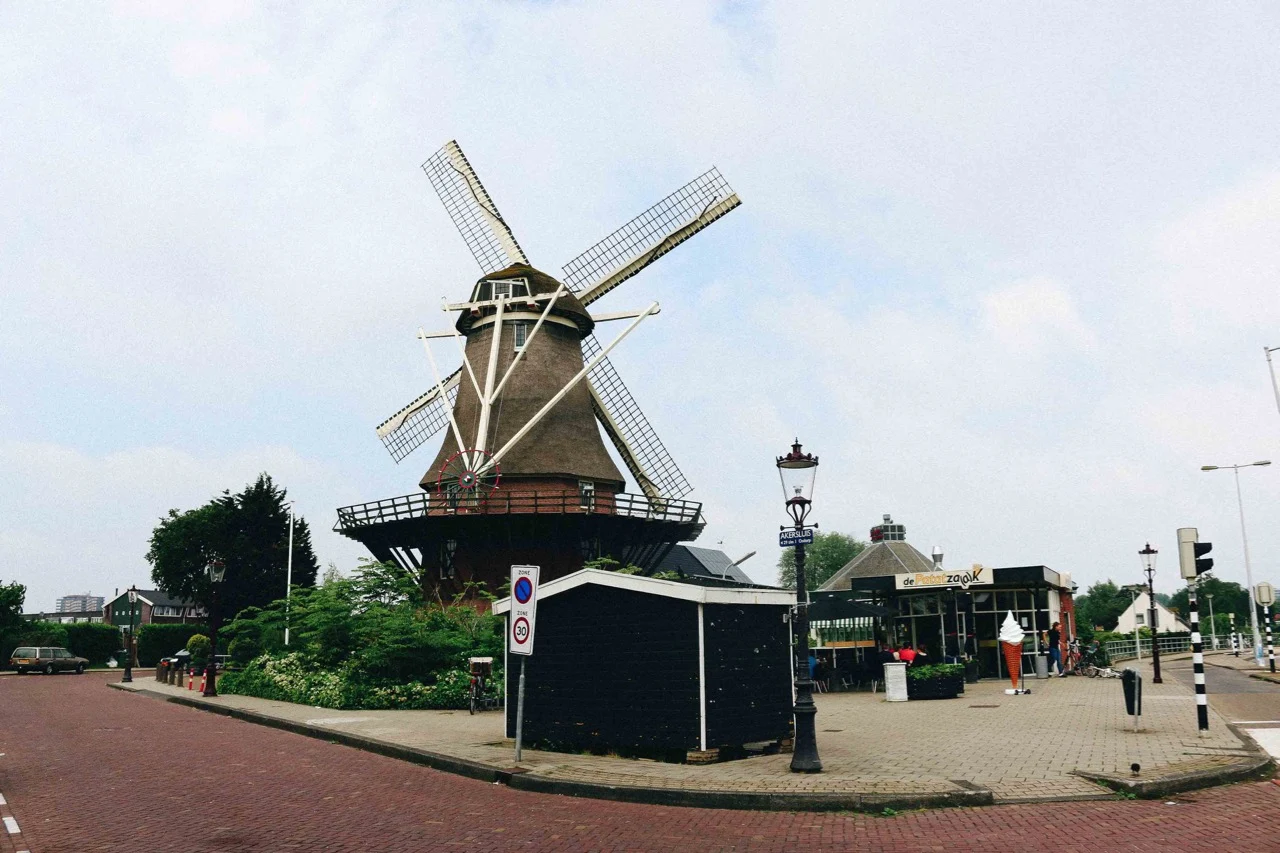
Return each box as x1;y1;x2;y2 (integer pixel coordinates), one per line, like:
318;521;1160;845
336;140;741;596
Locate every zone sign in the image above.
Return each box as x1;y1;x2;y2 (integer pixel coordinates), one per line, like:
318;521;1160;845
509;565;540;656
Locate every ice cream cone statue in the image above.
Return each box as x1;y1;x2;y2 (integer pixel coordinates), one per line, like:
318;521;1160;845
999;611;1024;689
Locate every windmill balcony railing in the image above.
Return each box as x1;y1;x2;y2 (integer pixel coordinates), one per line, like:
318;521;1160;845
335;489;701;531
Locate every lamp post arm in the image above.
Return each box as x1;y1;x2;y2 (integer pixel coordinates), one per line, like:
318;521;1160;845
1266;346;1280;420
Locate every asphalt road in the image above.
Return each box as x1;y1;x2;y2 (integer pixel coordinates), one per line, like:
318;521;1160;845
1163;657;1280;732
2;672;1279;852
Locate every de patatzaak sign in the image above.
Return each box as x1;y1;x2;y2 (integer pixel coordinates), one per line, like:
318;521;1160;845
509;565;539;656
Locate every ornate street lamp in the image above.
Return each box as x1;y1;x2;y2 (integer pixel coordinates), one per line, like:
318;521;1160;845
1140;543;1162;684
122;585;139;683
777;439;820;773
203;558;227;697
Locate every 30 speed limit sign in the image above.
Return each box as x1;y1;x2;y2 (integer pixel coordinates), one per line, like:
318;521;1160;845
509;565;539;656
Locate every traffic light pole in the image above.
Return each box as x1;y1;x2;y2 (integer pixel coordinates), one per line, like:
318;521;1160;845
1269;605;1276;674
1189;579;1209;734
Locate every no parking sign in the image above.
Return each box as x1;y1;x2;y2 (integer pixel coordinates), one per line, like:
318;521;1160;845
509;565;539;656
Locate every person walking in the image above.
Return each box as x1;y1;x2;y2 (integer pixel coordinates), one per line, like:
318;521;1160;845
1047;622;1064;676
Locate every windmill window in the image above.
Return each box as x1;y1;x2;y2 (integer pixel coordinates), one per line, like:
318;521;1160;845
579;480;596;511
513;322;530;352
492;281;512;299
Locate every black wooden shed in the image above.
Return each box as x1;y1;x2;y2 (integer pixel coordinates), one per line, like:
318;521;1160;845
493;569;794;761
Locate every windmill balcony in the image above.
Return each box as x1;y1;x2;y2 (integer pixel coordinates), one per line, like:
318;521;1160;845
334;489;701;531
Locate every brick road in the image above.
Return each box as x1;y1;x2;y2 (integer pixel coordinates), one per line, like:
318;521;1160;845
120;657;1256;804
2;673;1279;852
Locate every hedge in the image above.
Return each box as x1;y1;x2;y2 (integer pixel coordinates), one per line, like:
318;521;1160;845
64;623;125;665
136;623;210;666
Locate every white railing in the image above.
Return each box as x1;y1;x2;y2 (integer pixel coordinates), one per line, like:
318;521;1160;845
1107;634;1238;661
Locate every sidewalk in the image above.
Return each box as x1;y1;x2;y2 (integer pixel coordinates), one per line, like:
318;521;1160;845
113;664;1271;811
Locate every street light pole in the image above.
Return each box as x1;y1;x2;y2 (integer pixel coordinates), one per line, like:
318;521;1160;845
777;439;821;774
203;558;227;698
1206;593;1216;650
1265;346;1280;419
1140;544;1162;683
1201;460;1271;663
122;585;138;683
285;501;295;646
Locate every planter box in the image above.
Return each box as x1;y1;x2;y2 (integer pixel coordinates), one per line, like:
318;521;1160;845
906;674;965;700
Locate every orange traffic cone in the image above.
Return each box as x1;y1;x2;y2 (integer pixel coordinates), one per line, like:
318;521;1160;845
1002;642;1023;689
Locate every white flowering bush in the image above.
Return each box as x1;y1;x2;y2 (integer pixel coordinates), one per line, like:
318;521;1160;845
220;652;477;711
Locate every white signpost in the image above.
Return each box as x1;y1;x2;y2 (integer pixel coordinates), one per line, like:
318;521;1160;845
509;565;539;762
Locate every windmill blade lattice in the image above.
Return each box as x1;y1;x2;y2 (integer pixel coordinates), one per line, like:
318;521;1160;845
582;333;692;500
422;141;529;275
376;369;461;462
562;168;740;305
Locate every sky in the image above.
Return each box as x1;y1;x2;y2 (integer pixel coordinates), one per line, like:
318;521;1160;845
3;1;1280;610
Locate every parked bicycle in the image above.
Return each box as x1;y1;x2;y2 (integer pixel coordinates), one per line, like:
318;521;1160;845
468;656;502;714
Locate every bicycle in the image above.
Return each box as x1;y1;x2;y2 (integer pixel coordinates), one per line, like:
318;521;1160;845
468;656;502;715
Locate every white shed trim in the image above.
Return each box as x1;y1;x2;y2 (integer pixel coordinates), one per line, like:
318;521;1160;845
493;568;792;614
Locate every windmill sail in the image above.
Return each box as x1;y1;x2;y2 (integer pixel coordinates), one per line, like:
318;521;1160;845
582;333;692;501
422;141;529;274
562;168;740;306
376;369;461;462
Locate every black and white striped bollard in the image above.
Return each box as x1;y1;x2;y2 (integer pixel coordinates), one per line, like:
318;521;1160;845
1189;580;1209;733
1230;613;1239;657
1269;606;1275;674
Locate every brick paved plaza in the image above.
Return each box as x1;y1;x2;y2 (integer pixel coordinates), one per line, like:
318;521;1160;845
1;671;1278;852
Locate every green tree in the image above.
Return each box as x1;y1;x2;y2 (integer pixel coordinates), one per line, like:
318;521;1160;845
1074;580;1129;632
776;531;868;591
1168;577;1251;625
147;473;319;621
0;580;24;633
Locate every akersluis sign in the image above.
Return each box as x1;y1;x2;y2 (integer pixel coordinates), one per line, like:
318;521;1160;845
895;563;992;591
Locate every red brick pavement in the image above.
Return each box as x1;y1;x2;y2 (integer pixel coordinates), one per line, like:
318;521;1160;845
1;672;1278;852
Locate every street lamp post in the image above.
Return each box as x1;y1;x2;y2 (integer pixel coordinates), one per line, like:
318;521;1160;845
203;558;227;697
285;500;295;646
1201;460;1271;662
1206;593;1216;650
122;585;138;683
1265;346;1280;419
777;439;821;774
1140;543;1162;683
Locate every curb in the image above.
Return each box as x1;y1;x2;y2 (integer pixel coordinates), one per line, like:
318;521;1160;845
110;683;1264;813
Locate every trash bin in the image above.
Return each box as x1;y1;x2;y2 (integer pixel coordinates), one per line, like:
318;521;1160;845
1122;668;1142;718
1035;654;1049;679
884;661;909;702
156;660;169;682
964;658;980;684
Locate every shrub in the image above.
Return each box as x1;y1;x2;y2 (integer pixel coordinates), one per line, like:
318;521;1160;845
64;623;125;665
227;635;262;666
218;653;474;711
906;663;965;681
136;623;209;666
186;634;211;667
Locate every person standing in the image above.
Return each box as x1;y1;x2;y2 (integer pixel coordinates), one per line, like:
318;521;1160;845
1047;622;1064;676
898;642;917;665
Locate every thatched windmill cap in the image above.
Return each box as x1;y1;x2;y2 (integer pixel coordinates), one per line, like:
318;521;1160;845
456;263;594;337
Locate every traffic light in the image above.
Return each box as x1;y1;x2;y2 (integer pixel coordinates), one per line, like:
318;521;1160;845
1177;527;1213;580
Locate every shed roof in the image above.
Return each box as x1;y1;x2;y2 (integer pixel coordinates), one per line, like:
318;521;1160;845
492;568;794;613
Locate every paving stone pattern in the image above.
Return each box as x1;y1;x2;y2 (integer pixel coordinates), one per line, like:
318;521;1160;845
125;658;1247;803
1;673;1278;852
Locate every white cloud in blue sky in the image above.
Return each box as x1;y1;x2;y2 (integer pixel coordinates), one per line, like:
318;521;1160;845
3;2;1279;608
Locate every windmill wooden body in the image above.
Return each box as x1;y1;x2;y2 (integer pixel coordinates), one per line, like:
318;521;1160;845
335;141;741;599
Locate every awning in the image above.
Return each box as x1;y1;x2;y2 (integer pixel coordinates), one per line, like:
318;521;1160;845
808;593;894;621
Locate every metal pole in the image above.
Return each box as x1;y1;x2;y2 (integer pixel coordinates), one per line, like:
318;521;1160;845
514;657;526;763
1147;566;1162;683
1230;613;1238;657
1131;589;1141;660
1206;594;1216;650
790;537;821;772
1233;466;1263;660
203;583;219;697
122;601;134;683
1189;579;1209;733
285;506;295;646
1265;346;1280;420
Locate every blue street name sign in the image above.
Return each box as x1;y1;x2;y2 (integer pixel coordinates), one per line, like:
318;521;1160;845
779;528;814;547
